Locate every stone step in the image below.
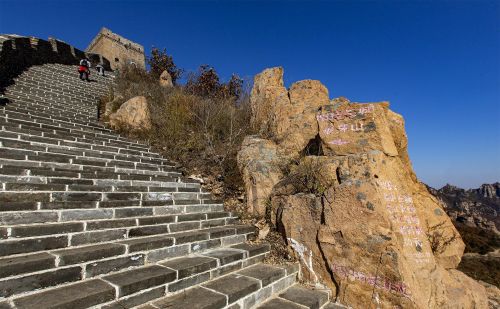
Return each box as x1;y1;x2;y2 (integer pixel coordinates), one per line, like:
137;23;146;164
0;223;252;257
4;90;100;110
0;136;172;167
0;173;197;191
0;232;264;284
8;79;108;98
0;126;155;156
0;190;209;202
1;181;200;193
0;166;180;184
24;66;114;87
0;113;113;137
0;200;223;221
6;83;106;101
1;210;234;240
15;66;114;84
0;151;178;176
0;199;222;226
2;106;102;127
140;262;298;309
1;107;119;135
0;117;151;150
0;112;143;144
2;95;98;120
3;94;101;114
0;126;169;162
5;245;277;309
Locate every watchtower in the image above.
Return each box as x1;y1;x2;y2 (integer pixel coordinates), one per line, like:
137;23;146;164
86;27;145;70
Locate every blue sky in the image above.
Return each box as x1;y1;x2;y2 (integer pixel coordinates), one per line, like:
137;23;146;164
1;0;499;189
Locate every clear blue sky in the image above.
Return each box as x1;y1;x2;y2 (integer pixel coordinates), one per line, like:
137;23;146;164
1;0;499;189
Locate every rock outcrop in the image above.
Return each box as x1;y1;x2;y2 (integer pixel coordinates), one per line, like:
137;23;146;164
109;95;151;131
159;70;173;88
237;136;282;216
238;67;490;308
428;183;499;232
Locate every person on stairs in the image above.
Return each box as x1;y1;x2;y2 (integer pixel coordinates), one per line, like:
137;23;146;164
78;57;91;81
95;63;105;76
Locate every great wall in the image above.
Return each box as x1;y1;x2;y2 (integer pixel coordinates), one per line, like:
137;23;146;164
0;33;339;309
0;30;495;309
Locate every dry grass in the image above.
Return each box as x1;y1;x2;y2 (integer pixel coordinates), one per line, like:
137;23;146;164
102;64;253;200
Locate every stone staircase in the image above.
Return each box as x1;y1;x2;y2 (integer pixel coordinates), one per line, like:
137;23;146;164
0;63;340;309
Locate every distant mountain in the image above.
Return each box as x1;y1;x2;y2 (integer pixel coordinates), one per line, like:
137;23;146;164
427;183;500;287
427;183;499;232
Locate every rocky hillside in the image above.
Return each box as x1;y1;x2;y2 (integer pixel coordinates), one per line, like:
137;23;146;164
237;67;493;308
428;183;499;232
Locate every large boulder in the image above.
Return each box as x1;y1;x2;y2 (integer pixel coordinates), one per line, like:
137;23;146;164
239;67;489;308
237;136;282;216
109;96;151;131
250;67;289;136
159;70;173;88
250;67;329;157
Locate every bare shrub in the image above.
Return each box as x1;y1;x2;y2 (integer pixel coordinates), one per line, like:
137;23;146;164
278;158;331;196
148;88;252;193
426;221;458;254
104;62;253;197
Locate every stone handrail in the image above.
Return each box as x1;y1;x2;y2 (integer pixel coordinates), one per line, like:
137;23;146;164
0;34;111;92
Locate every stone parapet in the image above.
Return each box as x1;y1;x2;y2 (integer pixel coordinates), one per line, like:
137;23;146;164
0;34;110;91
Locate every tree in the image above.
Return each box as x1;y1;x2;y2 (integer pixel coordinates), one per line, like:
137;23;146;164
185;65;221;97
147;48;183;85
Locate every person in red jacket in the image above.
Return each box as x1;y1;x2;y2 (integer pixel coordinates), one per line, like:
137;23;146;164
78;58;91;81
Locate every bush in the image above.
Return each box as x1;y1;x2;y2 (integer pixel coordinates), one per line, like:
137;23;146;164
102;62;253;197
425;221;458;254
185;65;243;100
147;48;183;84
278;157;331;196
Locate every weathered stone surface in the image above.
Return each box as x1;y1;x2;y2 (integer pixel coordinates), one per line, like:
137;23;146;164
109;96;151;131
278;285;329;309
53;243;126;266
85;254;145;277
102;286;164;309
250;67;289;135
317;100;398;156
103;265;176;296
0;266;82;297
159;70;173;88
257;298;304;309
237;136;282;216
13;279;115;309
153;286;227;309
249;67;329;157
203;249;245;265
0;236;68;256
203;274;260;303
237;264;285;286
167;272;211;292
240;67;490;309
0;252;55;278
277;79;329;155
231;242;270;257
161;256;217;279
